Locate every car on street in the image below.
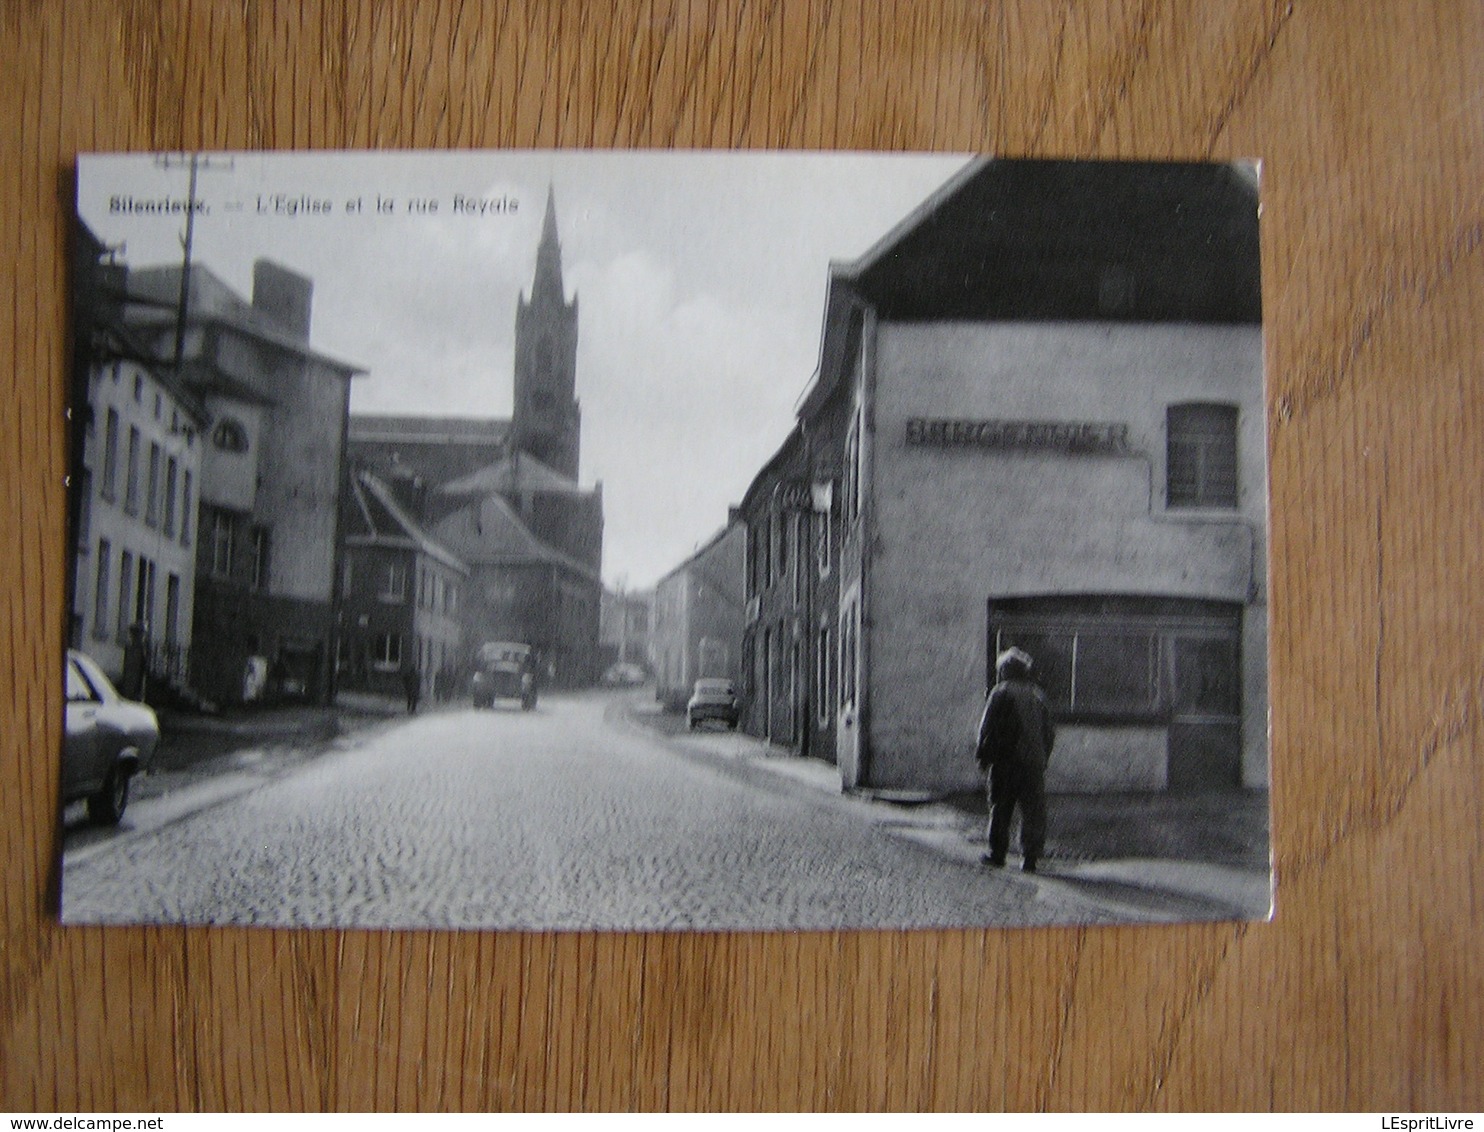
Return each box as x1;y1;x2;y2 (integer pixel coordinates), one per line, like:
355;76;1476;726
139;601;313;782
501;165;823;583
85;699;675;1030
63;649;160;825
601;661;647;688
686;678;739;730
470;641;537;710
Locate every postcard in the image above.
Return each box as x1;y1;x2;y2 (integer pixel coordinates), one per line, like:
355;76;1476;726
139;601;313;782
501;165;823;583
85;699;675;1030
61;150;1271;930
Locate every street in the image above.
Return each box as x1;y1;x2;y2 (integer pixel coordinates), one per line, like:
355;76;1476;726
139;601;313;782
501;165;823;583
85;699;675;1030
61;691;1107;931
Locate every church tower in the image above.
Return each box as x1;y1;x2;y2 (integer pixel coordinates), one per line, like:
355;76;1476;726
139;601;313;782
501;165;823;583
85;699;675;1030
512;187;581;480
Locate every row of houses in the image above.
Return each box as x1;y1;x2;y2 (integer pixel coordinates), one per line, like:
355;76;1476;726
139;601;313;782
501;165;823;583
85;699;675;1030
652;158;1268;799
67;190;606;710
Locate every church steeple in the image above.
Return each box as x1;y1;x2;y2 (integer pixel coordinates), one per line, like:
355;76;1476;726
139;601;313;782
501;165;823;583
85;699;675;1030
512;185;581;480
531;186;566;303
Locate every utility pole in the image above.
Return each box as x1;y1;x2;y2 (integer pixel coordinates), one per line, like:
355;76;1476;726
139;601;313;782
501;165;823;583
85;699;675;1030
154;153;232;371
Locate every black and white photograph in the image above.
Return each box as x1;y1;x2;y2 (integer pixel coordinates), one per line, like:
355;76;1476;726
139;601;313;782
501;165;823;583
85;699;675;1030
61;150;1271;931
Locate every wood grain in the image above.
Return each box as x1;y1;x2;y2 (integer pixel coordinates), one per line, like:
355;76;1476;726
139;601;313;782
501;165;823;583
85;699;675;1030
3;0;1480;1111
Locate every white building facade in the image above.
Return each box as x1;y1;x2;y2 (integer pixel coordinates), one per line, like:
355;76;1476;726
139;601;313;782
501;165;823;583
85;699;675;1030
816;158;1267;797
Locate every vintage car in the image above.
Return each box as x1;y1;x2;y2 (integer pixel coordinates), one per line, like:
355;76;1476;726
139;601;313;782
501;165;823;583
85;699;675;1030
63;649;160;825
470;641;537;710
686;678;740;730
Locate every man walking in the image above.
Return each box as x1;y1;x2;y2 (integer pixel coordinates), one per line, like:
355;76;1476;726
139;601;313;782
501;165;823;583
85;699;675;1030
976;647;1056;872
400;659;421;715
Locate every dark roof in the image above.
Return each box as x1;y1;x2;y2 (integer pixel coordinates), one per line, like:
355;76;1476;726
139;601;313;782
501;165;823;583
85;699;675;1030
850;157;1261;324
737;422;807;515
345;471;468;573
431;491;600;583
125;264;366;374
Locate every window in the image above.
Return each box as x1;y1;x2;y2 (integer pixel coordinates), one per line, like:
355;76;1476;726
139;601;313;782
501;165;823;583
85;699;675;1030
1167;403;1238;509
210;510;235;578
76;470;92;546
67;658;100;703
372;632;403;671
989;596;1242;723
92;539;111;638
842;413;861;526
250;526;270;591
164;574;181;646
776;510;788;584
379;561;407;603
116;551;133;643
101;409;119;500
135;557;156;633
145;442;161;526
124;426;141;514
180;471;193;546
839;600;858;712
162;457;178;537
791;514;805;606
212;418;249;453
817;503;832;578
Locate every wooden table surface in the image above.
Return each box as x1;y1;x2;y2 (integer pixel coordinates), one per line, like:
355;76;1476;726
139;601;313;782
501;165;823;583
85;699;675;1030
2;0;1480;1112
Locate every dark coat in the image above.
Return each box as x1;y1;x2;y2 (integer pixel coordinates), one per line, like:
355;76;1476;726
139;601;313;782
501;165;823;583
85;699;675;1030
976;677;1055;800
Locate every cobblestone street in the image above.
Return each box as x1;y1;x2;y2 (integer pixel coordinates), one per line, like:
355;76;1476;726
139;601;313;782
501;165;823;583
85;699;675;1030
60;691;1106;931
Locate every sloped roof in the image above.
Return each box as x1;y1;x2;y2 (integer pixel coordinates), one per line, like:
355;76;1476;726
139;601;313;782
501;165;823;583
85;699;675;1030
125;263;366;374
431;490;600;583
345;470;468;574
438;451;589;498
849;157;1261;323
798;157;1261;421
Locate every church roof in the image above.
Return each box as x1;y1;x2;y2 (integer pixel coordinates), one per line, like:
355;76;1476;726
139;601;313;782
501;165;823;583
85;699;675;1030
431;489;600;583
349;414;510;446
437;451;590;498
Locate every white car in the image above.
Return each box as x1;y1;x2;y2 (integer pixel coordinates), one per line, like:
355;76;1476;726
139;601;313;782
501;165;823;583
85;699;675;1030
63;650;160;824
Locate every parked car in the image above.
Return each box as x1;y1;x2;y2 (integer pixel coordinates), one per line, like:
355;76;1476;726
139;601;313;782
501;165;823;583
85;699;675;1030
601;661;647;688
686;678;739;730
470;641;537;710
63;649;160;825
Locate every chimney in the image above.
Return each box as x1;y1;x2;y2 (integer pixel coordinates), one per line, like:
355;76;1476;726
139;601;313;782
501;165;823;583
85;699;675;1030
252;260;313;340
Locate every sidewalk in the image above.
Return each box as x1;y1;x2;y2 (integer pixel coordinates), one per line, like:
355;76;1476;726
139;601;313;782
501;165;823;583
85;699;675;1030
628;698;1273;923
138;692;415;800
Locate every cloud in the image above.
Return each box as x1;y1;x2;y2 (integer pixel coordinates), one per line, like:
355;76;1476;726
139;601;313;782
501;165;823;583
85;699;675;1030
571;250;811;587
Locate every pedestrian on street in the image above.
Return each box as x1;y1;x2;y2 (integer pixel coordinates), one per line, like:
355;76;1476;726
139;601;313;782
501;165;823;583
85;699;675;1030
401;660;421;714
120;622;148;702
976;646;1056;872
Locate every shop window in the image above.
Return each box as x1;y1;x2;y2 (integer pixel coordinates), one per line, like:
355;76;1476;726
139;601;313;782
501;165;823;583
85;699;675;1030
990;595;1241;724
1167;403;1238;508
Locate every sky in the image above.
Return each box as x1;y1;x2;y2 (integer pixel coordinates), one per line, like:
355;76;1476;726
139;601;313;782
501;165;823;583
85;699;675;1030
77;150;969;589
